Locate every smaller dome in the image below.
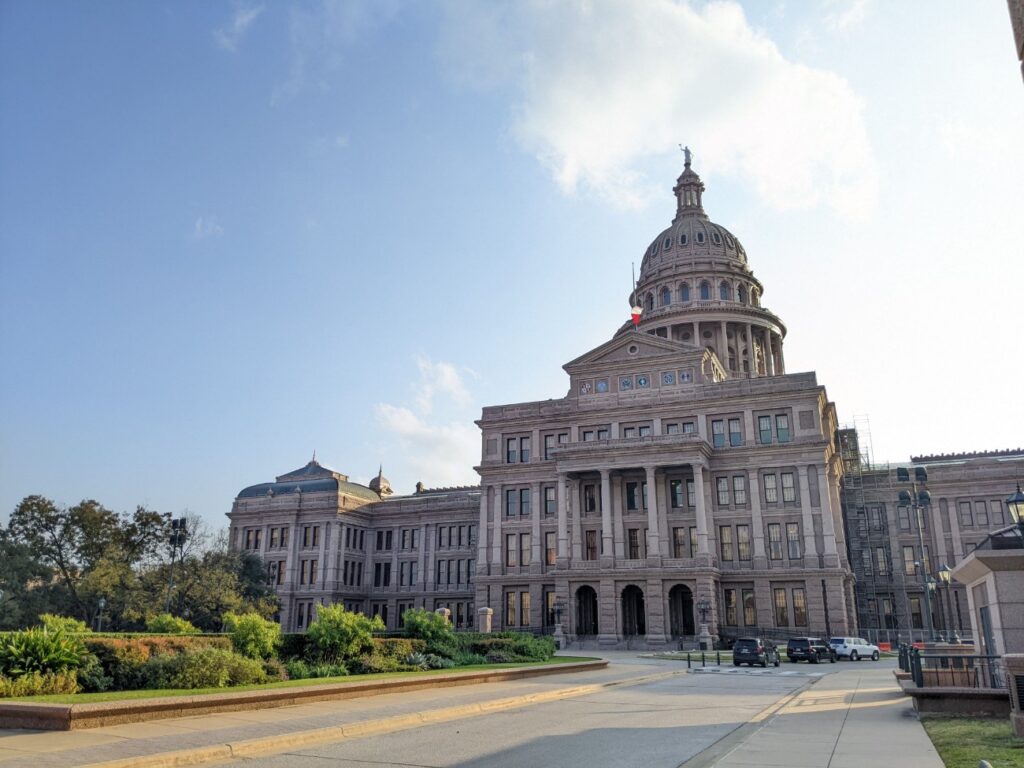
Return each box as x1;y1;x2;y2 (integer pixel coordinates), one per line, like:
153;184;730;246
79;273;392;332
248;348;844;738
368;465;393;497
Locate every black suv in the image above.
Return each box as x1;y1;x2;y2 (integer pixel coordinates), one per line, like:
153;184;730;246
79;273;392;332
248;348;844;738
786;637;837;664
732;637;781;668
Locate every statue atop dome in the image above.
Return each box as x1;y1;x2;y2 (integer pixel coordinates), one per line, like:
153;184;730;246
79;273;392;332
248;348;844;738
680;144;692;168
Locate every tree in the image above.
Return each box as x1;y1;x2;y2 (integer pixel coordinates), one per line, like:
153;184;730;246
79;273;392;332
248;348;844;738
7;496;83;615
0;529;63;630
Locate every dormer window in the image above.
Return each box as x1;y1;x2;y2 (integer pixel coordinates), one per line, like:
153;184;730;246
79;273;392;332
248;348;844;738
725;235;735;248
651;241;659;255
696;231;705;244
679;233;688;246
663;237;672;250
712;232;722;245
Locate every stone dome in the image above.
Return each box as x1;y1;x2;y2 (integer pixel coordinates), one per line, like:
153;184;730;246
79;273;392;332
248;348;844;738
368;466;393;497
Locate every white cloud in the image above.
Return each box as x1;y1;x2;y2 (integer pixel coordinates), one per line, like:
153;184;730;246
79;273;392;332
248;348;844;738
439;0;877;217
822;0;871;31
192;216;224;240
375;356;479;489
214;4;265;53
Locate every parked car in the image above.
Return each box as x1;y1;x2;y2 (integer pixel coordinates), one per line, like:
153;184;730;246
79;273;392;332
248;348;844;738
733;637;781;668
786;637;837;664
829;637;881;661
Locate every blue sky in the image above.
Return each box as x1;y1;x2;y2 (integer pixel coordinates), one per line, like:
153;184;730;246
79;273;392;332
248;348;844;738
2;1;1022;528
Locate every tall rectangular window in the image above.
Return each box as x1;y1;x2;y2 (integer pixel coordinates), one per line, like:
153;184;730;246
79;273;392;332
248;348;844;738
742;589;756;626
506;438;517;464
670;479;684;508
861;549;872;576
673;527;686;558
545;591;556;627
519;436;530;463
958;501;973;527
544;486;556;516
716;477;730;506
724;589;738;626
781;472;796;502
903;545;916;575
737;525;751;561
719;526;733;561
626;482;640;511
728;418;742;447
773;588;789;626
775;414;790;442
585;530;598;560
544;434;555;460
545;531;556;565
689;526;697;558
898;506;911;530
506;489;518;517
628;528;641;560
910;597;923;629
520;488;531;517
584;485;597;513
712;419;725;448
975;501;989;527
767;523;783;560
505;592;516;627
876;547;889;576
786;523;801;559
733;475;747;505
270;528;279;548
520;592;530;627
764;474;778;503
520;533;531;567
686;479;696;507
792;588;807;626
505;534;517;567
758;415;772;444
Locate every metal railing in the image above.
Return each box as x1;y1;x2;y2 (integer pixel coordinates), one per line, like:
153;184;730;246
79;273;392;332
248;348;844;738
899;645;1008;690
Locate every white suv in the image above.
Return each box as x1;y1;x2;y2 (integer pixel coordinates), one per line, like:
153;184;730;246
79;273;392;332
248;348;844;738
830;637;880;661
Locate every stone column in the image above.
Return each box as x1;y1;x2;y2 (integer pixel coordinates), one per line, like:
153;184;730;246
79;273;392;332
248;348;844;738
571;480;583;561
693;322;700;348
426;523;437;590
765;330;775;376
477;487;489;565
556;473;569;562
745;322;754;376
720;320;729;369
600;469;614;566
491;487;504;572
777;338;785;374
612;474;625;559
656;474;671;558
418;522;428;587
817;464;840;564
749;469;767;568
798;467;820;566
530;482;542;572
645;465;662;565
694;464;710;556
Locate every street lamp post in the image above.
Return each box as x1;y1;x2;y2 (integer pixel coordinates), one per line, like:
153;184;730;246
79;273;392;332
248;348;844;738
696;596;712;650
1006;484;1024;537
96;597;106;633
553;600;566;648
938;563;959;643
898;467;938;643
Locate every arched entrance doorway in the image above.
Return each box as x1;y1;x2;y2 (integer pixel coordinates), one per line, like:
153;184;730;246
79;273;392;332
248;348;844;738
575;585;598;636
668;584;695;637
622;585;646;636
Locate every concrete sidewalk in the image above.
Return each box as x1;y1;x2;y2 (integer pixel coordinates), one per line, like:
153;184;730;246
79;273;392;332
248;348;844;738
696;663;943;768
0;657;679;768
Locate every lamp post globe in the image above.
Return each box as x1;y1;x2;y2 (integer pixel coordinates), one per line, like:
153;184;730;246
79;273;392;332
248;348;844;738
1006;484;1024;534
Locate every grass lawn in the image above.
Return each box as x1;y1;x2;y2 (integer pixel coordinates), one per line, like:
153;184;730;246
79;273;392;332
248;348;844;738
922;716;1024;768
7;656;597;705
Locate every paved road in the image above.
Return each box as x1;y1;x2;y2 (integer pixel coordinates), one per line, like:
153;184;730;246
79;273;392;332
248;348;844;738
223;663;826;768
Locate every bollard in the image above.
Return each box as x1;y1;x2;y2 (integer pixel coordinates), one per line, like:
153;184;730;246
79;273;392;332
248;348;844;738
716;651;721;666
687;653;691;669
701;652;706;667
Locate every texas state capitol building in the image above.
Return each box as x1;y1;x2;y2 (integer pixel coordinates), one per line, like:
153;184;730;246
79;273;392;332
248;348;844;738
228;157;857;648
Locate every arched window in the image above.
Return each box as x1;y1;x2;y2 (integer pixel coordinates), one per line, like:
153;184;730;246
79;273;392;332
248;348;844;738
663;237;672;250
696;231;705;244
645;292;654;311
679;283;690;302
700;281;711;301
660;287;671;306
719;281;731;301
751;288;760;307
679;233;688;246
712;232;722;245
738;285;747;305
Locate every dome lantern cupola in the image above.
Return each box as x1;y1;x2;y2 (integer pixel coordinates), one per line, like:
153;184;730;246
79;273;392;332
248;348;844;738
673;146;706;220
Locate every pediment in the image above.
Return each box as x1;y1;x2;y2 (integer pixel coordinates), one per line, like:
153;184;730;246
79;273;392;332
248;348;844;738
563;330;703;373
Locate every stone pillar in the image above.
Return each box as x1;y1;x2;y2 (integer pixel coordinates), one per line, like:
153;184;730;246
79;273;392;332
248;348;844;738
765;330;775;376
556;473;569;562
798;467;820;565
418;522;428;587
692;321;700;348
720;320;729;369
491;486;504;571
530;482;542;572
426;522;437;590
478;606;494;633
817;465;840;565
612;474;625;559
656;473;671;558
694;464;710;556
745;322;754;376
645;578;668;647
571;480;583;562
645;465;662;565
777;338;785;374
750;469;767;568
477;487;489;566
600;469;614;566
436;607;452;624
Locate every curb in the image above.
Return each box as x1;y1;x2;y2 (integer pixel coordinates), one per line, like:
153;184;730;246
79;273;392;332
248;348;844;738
79;669;684;768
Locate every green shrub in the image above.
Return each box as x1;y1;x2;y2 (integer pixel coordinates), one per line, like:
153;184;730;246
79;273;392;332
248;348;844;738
402;609;455;652
0;629;87;677
306;604;383;662
39;614;91;634
279;633;310;660
142;648;268;690
145;614;200;635
83;636;231;691
283;659;348;680
76;653;113;692
372;637;425;661
406;652;429;670
423;653;455;670
466;633;554;662
0;671;79;698
223;612;281;660
261;657;288;682
348;653;413;675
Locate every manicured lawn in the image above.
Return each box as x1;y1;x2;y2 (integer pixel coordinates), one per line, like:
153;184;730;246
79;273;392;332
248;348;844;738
922;716;1024;768
7;656;597;704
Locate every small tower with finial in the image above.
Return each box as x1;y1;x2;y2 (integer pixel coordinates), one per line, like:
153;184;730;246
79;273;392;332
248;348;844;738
368;465;394;497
